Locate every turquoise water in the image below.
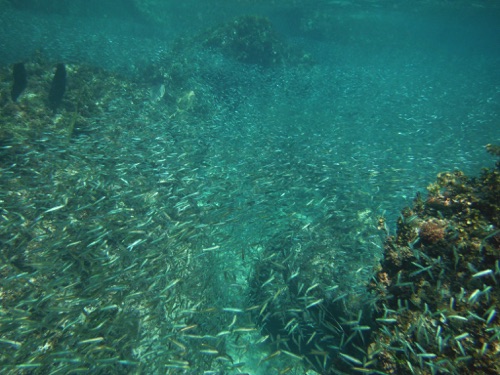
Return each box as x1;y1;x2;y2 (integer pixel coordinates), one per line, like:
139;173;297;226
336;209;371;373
0;1;499;374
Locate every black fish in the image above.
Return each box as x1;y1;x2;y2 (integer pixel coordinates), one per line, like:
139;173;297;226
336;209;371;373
11;63;27;102
49;63;66;110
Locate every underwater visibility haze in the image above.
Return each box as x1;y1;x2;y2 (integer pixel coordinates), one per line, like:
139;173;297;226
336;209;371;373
0;1;499;374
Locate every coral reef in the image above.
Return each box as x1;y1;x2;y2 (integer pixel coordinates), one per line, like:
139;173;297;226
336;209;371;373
0;55;226;374
1;5;498;373
0;56;141;147
201;15;299;67
246;148;500;374
368;149;500;375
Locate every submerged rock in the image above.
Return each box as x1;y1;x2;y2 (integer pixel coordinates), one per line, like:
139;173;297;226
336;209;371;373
201;15;305;67
368;148;500;375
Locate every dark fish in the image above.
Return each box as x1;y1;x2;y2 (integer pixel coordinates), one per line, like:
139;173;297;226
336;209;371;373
49;63;66;110
11;62;27;102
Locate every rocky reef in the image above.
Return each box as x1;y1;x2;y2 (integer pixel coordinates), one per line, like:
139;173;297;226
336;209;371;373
0;4;498;373
200;15;306;67
246;146;500;374
368;147;500;374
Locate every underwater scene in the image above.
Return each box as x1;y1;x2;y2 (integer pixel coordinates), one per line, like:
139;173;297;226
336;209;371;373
1;1;499;374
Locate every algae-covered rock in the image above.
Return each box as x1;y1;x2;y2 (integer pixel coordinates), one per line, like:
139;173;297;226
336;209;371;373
201;15;292;67
368;148;500;375
0;55;144;147
486;143;500;157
